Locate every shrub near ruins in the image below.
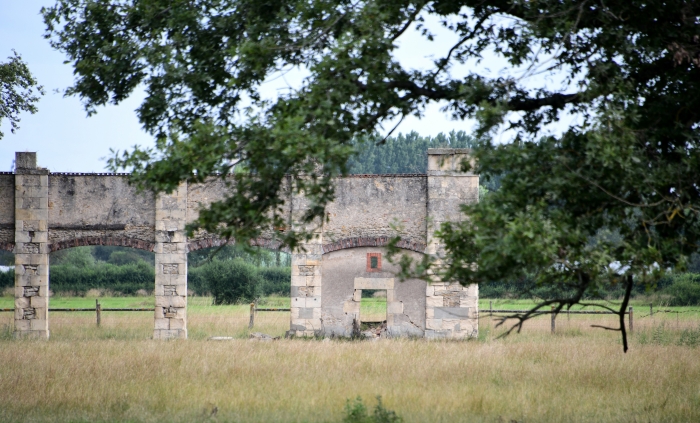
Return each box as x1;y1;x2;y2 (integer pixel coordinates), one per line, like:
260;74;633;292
191;258;262;305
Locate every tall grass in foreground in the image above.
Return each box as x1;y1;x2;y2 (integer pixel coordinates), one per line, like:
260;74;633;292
0;309;699;423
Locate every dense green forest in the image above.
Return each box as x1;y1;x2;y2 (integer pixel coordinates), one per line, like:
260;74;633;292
347;131;476;174
347;131;502;192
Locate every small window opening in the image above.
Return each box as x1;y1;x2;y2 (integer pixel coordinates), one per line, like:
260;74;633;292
366;253;381;272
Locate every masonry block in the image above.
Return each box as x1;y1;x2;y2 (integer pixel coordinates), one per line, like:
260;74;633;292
30;319;47;331
14;320;30;331
299;308;314;319
434;307;471;319
426;319;443;330
353;289;362;302
305;297;321;308
441;319;461;330
154;296;169;308
175;284;188;296
306;275;322;286
169;318;186;330
354;277;394;290
154;318;170;330
460;297;477;308
291;276;307;287
30;296;46;308
426;296;443;307
343;301;360;313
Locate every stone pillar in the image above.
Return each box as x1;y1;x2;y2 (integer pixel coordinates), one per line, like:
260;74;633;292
425;149;479;339
290;242;323;336
154;183;188;339
289;181;323;337
13;152;50;339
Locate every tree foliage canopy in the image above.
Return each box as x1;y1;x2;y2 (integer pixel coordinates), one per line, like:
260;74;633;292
0;50;44;140
44;1;700;349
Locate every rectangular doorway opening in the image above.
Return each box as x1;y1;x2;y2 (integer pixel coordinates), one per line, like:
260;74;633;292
360;290;387;336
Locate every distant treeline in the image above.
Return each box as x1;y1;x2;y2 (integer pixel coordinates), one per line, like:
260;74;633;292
346;131;502;192
347;131;476;174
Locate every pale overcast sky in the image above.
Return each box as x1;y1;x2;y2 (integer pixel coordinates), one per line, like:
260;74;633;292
0;2;571;172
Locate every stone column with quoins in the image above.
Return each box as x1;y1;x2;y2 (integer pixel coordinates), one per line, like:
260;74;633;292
290;241;323;336
13;152;50;339
153;183;188;339
425;149;480;339
289;182;323;337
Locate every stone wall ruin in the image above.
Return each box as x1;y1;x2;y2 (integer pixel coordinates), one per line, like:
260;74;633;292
2;150;479;340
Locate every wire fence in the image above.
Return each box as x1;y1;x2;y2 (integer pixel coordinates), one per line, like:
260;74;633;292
249;303;290;328
3;299;700;334
481;303;700;334
0;300;152;327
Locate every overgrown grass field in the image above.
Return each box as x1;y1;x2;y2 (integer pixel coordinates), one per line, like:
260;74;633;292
0;296;699;422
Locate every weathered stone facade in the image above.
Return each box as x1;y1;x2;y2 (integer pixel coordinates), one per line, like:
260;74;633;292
13;153;50;339
1;149;479;340
319;247;426;338
153;184;188;339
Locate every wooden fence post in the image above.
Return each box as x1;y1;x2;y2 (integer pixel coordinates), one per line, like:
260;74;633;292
551;306;555;334
650;303;653;317
249;303;255;329
628;306;633;333
96;299;101;327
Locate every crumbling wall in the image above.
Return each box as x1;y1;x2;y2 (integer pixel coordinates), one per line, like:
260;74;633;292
187;177;291;250
0;173;14;248
3;149;481;340
319;247;426;337
323;176;427;246
424;149;480;338
47;174;155;250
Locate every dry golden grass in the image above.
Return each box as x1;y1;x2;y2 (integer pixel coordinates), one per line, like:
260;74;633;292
0;307;699;423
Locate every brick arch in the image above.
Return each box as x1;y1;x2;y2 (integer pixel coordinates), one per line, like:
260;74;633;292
322;236;426;254
187;236;290;253
49;236;155;252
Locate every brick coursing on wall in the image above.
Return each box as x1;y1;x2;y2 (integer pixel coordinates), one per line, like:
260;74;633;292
49;236;155;252
187;236;286;252
48;227;155;249
322;237;426;254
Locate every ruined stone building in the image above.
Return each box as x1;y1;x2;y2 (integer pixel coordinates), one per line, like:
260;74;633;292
0;149;479;339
